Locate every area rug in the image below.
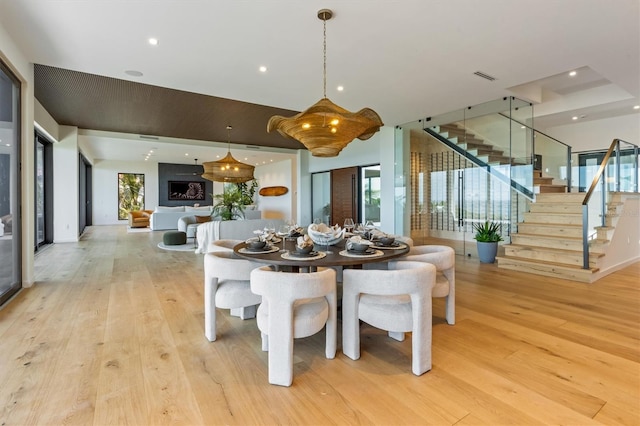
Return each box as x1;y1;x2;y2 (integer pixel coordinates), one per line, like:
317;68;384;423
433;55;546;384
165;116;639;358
127;226;151;233
157;239;198;252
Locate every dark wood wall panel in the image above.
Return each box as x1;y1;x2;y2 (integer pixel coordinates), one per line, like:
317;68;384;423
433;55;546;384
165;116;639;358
330;167;358;227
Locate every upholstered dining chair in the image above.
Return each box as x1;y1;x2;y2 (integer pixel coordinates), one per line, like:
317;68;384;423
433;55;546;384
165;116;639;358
209;239;243;252
342;260;436;376
203;251;263;342
401;244;455;325
250;266;337;387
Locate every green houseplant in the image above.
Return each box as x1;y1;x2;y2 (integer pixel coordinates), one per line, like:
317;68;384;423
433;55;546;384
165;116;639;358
212;186;245;221
473;220;503;263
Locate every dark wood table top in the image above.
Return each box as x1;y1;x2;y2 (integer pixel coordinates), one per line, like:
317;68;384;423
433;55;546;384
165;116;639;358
233;238;409;268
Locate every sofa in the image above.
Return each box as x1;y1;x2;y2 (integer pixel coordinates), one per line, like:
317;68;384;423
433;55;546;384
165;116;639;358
150;205;262;231
150;206;212;230
128;210;154;228
178;209;262;237
196;218;284;254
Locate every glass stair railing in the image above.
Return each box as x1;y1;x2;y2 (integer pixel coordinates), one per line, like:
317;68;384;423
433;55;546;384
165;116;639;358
423;97;573;201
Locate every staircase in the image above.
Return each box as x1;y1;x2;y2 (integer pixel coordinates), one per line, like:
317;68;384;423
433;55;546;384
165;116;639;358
496;192;638;283
533;170;567;193
432;123;566;194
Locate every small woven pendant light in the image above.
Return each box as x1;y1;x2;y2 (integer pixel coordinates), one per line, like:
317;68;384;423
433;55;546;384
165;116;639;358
267;9;383;157
201;126;255;183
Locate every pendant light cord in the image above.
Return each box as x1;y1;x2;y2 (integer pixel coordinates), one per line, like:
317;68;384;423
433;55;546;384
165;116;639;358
323;16;327;99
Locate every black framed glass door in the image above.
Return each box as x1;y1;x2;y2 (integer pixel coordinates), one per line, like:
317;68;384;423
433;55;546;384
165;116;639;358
0;59;22;306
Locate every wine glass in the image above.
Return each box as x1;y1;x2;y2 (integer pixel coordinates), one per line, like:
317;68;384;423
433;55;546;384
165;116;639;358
343;218;354;234
277;224;289;252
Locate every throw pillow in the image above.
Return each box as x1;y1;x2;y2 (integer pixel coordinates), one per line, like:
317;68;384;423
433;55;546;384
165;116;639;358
195;215;212;224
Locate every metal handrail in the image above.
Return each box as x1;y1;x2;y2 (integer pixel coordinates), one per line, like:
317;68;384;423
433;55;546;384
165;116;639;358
498;113;572;148
497;112;573;192
580;138;639;269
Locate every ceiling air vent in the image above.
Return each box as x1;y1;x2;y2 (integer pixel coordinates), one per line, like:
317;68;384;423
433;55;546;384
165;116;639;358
139;135;159;140
473;71;496;81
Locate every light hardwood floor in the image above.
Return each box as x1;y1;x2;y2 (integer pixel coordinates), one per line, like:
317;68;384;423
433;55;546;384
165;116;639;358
0;225;638;425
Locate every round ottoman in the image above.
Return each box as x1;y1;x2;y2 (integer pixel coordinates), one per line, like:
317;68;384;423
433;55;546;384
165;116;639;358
163;230;187;246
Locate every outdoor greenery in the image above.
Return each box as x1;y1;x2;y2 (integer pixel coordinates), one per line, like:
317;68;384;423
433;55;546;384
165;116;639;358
473;220;503;242
212;186;245;220
118;173;144;220
236;179;258;206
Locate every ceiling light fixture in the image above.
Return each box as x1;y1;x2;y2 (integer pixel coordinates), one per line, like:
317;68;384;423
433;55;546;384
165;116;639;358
259;66;267;72
201;126;255;183
569;70;577;77
634;105;640;110
267;8;383;157
148;38;159;46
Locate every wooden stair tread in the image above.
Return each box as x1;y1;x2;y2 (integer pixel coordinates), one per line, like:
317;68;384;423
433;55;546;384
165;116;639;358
507;243;605;258
512;232;581;241
497;255;599;272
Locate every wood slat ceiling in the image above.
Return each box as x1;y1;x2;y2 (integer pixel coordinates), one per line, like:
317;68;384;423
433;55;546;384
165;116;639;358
34;64;305;150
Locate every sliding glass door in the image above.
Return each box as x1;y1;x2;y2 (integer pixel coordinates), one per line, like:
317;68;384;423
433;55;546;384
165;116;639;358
0;60;22;306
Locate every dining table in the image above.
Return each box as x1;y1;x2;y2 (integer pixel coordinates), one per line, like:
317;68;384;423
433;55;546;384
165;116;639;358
233;237;410;272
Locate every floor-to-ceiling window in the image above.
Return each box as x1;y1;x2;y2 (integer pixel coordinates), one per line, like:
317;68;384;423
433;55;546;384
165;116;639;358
0;60;22;306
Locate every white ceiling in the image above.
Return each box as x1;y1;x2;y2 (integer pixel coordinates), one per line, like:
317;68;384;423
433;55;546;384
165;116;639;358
1;0;638;163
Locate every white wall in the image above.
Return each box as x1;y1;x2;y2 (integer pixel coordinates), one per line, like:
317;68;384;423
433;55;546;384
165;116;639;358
53;126;80;242
254;158;294;221
92;159;159;225
543;114;640;152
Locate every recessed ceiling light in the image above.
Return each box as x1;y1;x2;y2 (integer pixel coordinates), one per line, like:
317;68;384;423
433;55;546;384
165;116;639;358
634;105;640;110
148;38;159;46
259;66;267;73
125;70;143;77
185;153;189;156
569;71;577;77
572;116;578;120
337;86;344;91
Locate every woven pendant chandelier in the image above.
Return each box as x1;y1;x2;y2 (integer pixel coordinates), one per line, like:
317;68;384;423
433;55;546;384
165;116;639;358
267;9;383;157
201;126;255;183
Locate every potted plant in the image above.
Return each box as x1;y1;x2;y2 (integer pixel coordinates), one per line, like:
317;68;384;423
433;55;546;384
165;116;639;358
473;220;503;263
212;186;245;221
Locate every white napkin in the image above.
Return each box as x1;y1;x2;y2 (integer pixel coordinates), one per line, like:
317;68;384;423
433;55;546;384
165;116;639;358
348;235;372;245
296;235;314;248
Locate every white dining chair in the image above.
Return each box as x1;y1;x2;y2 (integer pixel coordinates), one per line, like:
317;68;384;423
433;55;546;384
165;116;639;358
401;244;455;325
203;251;263;342
250;266;337;386
209;238;243;252
342;260;436;376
